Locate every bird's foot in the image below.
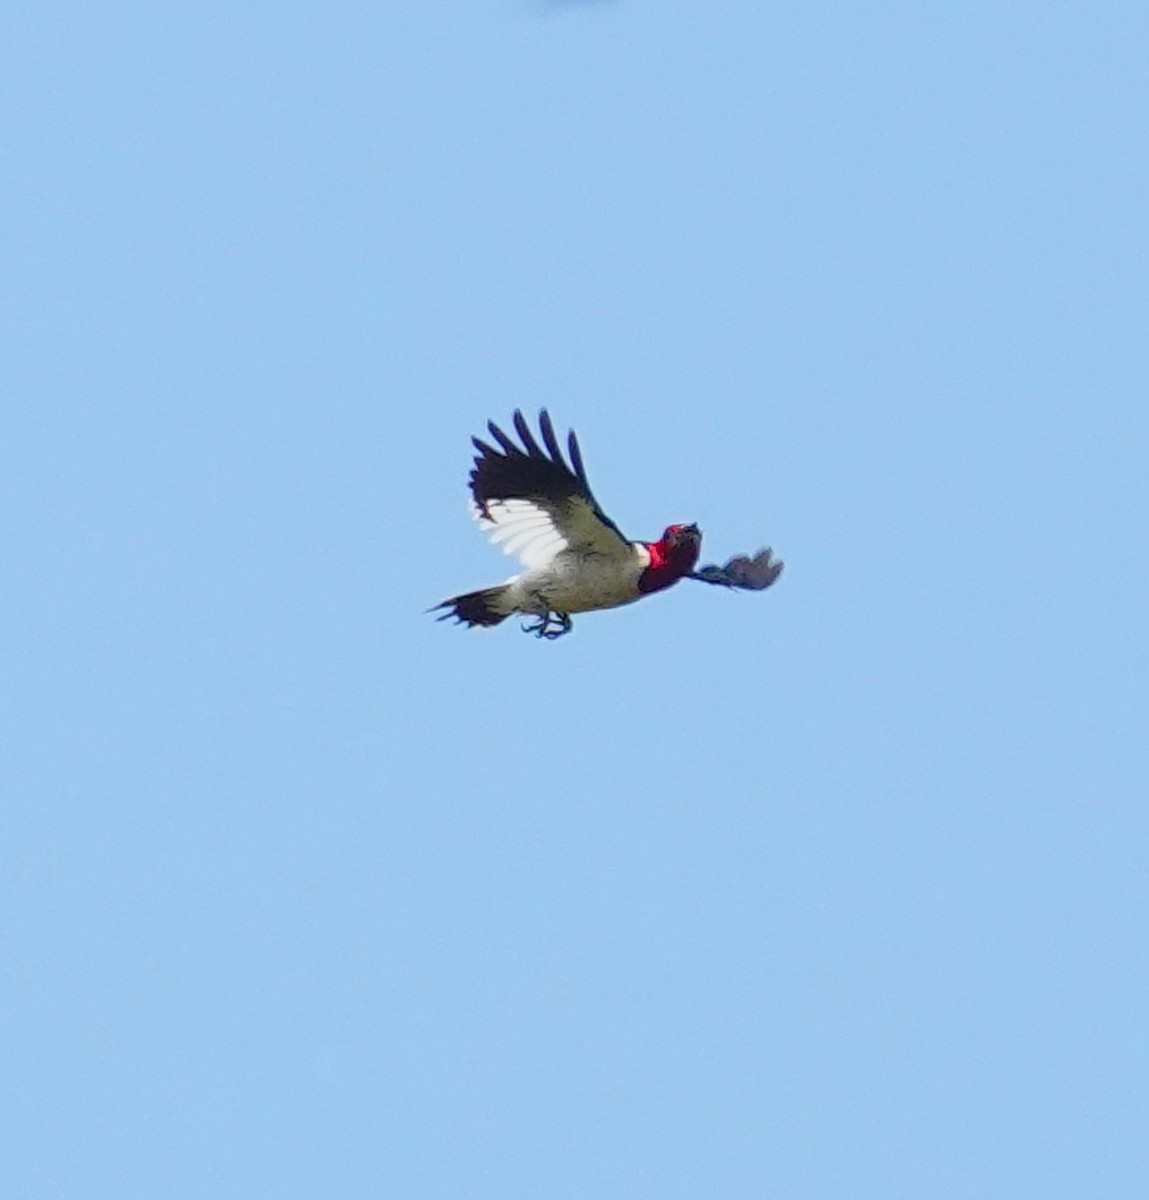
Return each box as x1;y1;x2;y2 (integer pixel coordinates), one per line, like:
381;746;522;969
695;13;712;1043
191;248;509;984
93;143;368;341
521;611;573;640
545;612;573;640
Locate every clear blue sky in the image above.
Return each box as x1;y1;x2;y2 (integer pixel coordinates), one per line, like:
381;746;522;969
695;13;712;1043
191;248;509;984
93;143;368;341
5;3;1147;1197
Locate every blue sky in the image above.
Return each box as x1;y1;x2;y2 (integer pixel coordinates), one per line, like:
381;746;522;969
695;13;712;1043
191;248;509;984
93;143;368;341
4;3;1147;1196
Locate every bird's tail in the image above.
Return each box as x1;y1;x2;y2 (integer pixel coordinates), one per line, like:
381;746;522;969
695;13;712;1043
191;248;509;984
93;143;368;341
430;585;515;628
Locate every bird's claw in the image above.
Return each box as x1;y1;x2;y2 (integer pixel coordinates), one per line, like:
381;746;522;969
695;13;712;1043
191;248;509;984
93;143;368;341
521;611;573;640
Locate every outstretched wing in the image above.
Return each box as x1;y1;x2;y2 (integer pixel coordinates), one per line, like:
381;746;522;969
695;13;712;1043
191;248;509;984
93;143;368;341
469;410;632;568
691;547;784;591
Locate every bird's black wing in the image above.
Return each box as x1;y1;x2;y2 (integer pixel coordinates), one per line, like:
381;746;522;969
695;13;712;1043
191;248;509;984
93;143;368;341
690;547;784;591
469;410;632;567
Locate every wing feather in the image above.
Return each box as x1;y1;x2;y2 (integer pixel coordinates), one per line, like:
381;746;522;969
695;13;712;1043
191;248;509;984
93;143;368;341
513;410;545;458
567;429;590;491
691;548;784;591
539;411;564;463
487;422;523;458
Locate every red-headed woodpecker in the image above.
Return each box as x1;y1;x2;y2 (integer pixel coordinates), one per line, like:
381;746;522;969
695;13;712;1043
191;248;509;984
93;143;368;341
432;410;783;639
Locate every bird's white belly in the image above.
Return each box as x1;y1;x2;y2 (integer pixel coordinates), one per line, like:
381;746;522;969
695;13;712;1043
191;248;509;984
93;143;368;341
512;551;644;615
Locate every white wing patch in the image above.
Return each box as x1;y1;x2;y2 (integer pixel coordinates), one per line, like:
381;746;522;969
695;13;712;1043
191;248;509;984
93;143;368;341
473;498;569;569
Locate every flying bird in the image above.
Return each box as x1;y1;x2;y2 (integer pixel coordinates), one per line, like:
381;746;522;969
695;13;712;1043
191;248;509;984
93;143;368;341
432;410;783;639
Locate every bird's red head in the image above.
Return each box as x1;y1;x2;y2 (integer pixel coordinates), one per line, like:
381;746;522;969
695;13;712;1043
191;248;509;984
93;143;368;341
638;523;702;594
661;523;702;559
